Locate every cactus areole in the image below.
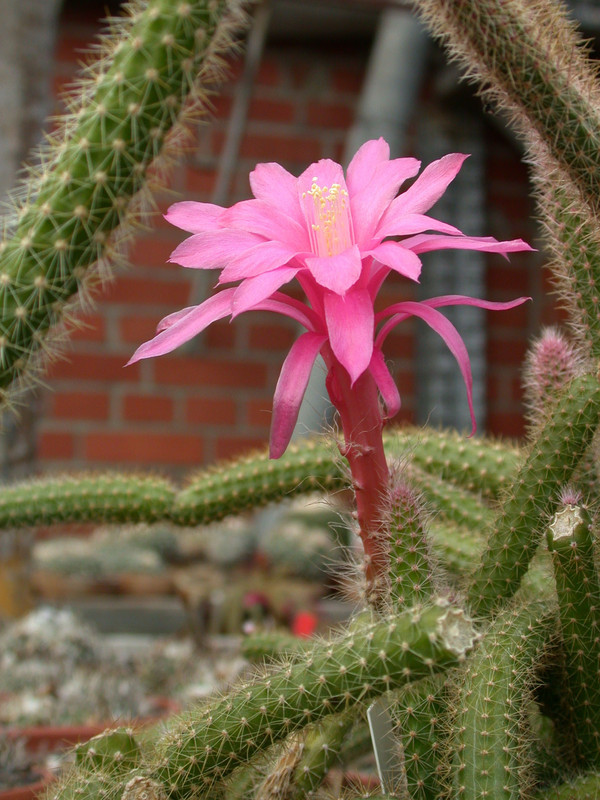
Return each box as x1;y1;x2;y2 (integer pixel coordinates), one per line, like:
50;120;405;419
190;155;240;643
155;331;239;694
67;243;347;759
129;138;532;593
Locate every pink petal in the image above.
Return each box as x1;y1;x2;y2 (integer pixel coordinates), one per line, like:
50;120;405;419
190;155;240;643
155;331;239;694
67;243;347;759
165;202;226;233
324;289;374;384
126;288;236;364
402;233;535;256
366;242;422;282
169;230;263;269
270;331;327;459
305;245;362;294
256;292;321;331
375;212;462;240
249;162;302;220
220;240;301;283
297;158;347;198
156;306;196;333
376;294;531;345
222;199;309;251
346;138;391;195
369;348;401;419
375;300;476;434
231;267;299;316
350;157;421;246
391;153;469;216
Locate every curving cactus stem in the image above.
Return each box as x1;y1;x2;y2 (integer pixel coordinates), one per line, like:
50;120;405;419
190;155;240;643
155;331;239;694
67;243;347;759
0;0;241;403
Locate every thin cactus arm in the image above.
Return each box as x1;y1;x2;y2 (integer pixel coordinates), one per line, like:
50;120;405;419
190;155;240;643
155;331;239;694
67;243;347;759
451;603;556;800
547;502;600;769
409;0;600;218
0;430;507;531
466;373;600;619
0;0;243;404
149;601;475;799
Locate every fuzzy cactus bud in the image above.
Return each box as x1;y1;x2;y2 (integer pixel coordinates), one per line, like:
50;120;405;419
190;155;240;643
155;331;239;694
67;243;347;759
523;327;580;426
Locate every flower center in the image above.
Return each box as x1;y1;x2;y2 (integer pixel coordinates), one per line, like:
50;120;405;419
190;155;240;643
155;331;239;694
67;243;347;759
303;179;354;257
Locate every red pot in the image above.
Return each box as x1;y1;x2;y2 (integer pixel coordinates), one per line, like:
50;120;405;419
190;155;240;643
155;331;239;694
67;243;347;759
0;768;53;800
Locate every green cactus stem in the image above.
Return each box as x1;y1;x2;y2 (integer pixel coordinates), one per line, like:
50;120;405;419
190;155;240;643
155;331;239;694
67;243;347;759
452;603;555;800
547;502;600;768
400;427;520;501
289;709;358;799
241;630;310;664
532;771;600;800
383;481;437;609
406;464;494;531
0;472;176;526
174;438;342;525
0;0;240;402
150;601;476;799
467;374;600;619
393;678;450;800
410;0;600;219
0;429;510;532
75;728;142;774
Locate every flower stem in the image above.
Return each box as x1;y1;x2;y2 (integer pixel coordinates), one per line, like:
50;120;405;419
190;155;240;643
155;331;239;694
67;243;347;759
323;346;390;601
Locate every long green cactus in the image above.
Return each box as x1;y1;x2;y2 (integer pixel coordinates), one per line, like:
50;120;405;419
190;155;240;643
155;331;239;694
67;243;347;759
0;0;242;403
8;0;600;798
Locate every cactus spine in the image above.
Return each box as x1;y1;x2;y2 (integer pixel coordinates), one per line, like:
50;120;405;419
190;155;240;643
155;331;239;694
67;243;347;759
547;502;600;768
0;0;241;402
467;374;600;618
151;602;475;798
452;604;555;800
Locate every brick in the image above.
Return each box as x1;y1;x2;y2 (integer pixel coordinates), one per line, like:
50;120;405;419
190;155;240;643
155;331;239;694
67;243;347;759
38;431;75;460
246;398;272;428
85;432;203;465
332;65;364;94
249;323;296;351
238;133;322;165
307;101;354;129
215;435;268;461
129;238;177;269
68;313;106;343
119;315;162;345
52;391;110;421
185;166;217;196
123;394;174;423
249;98;295;124
487;337;527;365
106;276;190;306
46;353;141;382
154;356;267;388
486;411;525;439
186;396;237;425
205;321;236;350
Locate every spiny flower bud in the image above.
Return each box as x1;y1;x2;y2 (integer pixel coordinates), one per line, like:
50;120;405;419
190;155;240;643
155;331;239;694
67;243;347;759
523;327;581;424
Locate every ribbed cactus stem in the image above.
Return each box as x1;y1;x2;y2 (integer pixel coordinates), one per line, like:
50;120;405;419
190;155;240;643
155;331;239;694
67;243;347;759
383;481;437;609
539;183;600;360
410;0;600;218
393;678;449;800
532;771;600;800
150;601;476;799
400;427;520;500
452;603;555;800
290;709;357;798
0;0;239;400
467;374;600;618
547;502;600;768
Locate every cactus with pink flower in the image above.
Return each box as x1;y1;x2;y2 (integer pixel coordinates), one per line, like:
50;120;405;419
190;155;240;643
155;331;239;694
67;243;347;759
1;0;600;799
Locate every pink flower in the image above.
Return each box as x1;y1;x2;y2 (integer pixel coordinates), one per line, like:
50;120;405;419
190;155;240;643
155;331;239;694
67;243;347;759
128;138;532;458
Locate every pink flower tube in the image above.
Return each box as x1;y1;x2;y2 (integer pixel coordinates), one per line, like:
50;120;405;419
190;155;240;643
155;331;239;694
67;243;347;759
129;138;532;593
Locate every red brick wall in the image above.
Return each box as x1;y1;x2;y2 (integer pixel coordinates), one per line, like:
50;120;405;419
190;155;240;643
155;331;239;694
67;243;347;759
36;2;553;475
